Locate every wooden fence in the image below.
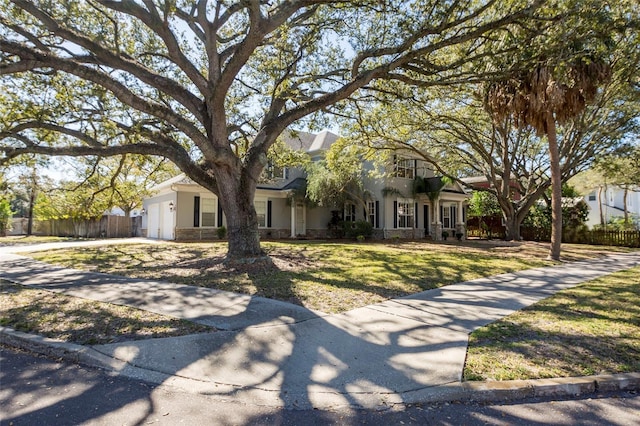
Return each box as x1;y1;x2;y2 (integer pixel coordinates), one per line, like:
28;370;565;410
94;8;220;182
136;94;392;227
466;217;507;240
521;227;640;248
468;223;639;248
9;216;142;238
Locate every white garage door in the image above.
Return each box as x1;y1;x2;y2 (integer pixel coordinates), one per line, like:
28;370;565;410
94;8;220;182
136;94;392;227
161;201;174;240
147;204;160;239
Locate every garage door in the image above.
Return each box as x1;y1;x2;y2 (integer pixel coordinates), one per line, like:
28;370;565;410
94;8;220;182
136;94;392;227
147;204;160;239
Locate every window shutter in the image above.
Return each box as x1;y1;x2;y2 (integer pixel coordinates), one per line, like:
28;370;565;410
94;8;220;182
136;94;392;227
267;200;272;228
393;201;398;228
451;206;457;226
194;196;200;227
375;201;380;229
413;159;417;177
415;203;418;228
217;202;223;227
423;205;429;234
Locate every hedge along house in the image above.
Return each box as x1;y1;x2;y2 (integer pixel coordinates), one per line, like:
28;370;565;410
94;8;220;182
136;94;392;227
141;130;469;241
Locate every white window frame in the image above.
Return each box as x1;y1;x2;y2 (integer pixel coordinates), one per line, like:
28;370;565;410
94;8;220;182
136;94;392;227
344;202;356;223
397;199;414;229
263;161;288;181
254;199;268;228
367;200;376;228
394;158;415;179
442;205;451;229
200;197;217;227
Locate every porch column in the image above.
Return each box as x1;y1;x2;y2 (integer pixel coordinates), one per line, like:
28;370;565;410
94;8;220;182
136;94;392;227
456;201;466;240
290;202;296;238
433;198;442;241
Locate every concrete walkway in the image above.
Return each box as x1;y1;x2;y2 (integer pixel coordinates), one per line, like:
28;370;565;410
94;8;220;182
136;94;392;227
1;241;640;409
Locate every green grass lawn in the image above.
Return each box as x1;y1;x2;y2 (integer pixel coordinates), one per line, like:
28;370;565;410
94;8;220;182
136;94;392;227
27;240;634;313
24;239;582;313
464;266;640;381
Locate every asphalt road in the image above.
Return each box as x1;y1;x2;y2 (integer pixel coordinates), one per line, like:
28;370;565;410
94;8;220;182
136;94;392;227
2;345;639;425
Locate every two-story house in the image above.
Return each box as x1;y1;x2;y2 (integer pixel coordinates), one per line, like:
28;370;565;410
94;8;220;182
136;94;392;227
141;130;469;241
584;185;640;228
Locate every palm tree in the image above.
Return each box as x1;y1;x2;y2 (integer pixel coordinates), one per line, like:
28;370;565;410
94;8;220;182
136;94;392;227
485;60;610;260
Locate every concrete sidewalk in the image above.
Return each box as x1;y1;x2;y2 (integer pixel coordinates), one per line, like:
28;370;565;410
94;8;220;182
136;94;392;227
1;242;640;409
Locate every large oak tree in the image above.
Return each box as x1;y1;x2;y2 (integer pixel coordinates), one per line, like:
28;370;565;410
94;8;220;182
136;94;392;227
0;0;545;260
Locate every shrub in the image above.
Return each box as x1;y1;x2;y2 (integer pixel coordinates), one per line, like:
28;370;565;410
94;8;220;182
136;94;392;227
216;226;227;239
343;220;373;239
0;199;13;237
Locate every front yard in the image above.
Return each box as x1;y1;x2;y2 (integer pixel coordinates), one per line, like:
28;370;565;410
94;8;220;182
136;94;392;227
1;238;638;380
24;239;629;313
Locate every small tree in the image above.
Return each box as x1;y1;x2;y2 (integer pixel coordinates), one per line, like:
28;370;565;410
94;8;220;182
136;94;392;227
305;138;371;212
468;190;502;237
0;198;12;236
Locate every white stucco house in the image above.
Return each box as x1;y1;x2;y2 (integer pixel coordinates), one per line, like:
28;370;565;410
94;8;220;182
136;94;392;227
584;185;640;228
141;130;469;241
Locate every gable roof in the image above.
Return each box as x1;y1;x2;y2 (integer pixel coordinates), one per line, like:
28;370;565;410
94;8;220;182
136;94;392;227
148;173;192;193
309;129;339;152
281;130;316;151
280;129;340;153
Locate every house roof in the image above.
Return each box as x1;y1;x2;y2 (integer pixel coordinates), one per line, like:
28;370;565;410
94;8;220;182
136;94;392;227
148;173;192;193
281;130;316;151
423;176;467;195
309;130;340;152
280;129;339;153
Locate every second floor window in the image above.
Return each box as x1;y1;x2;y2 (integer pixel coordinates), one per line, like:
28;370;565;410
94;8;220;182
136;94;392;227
262;161;288;181
395;158;415;179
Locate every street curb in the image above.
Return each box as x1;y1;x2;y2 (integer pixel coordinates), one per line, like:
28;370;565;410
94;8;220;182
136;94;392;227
3;327;639;409
0;327;175;385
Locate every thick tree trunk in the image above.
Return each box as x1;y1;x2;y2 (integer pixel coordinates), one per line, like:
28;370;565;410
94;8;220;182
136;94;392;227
215;171;264;262
547;112;562;261
503;214;521;241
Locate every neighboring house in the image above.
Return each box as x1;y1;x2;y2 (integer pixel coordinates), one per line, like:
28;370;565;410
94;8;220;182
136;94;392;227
141;130;469;241
583;185;640;228
461;175;522;201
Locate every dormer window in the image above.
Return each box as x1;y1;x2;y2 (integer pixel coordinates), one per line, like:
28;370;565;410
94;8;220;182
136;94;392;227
262;161;288;181
394;157;416;179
